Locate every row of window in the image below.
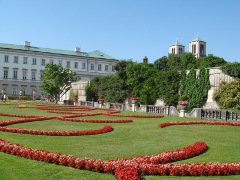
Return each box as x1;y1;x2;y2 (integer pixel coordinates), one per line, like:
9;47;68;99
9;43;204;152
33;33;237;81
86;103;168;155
171;47;184;54
4;69;39;80
2;87;43;96
3;55;113;71
191;44;205;54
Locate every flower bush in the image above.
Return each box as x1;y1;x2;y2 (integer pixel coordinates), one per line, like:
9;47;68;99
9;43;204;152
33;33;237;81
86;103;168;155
178;100;189;105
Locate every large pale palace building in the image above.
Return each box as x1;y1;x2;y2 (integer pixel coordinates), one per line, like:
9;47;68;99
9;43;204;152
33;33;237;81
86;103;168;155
0;41;117;98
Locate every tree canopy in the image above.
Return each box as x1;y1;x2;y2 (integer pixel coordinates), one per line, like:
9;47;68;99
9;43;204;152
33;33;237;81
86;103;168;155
41;63;78;103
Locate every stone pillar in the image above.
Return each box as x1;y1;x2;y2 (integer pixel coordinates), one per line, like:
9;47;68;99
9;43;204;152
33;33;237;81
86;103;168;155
179;110;187;117
131;99;138;112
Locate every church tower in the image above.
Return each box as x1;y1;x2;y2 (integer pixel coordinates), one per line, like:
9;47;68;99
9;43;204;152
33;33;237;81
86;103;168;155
189;34;206;57
169;38;185;55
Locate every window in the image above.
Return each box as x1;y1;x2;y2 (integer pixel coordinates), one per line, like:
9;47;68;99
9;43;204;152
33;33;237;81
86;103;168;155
66;61;71;68
4;55;9;62
112;65;115;72
13;70;18;79
32;58;37;65
90;63;94;70
82;62;86;69
97;64;102;71
22;71;27;80
14;56;19;63
22;88;26;96
23;57;28;64
4;70;8;79
200;44;204;54
31;71;36;80
74;62;78;68
192;44;196;54
40;70;44;80
49;59;54;63
58;60;62;67
105;65;109;71
172;48;175;54
12;88;17;95
41;59;46;66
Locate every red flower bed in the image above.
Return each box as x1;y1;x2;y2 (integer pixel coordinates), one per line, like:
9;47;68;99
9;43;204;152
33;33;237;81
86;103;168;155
0;139;240;179
159;121;240;128
57;117;133;123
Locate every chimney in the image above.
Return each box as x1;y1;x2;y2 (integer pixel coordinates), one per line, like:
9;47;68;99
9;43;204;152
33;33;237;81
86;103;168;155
24;41;31;47
75;47;80;52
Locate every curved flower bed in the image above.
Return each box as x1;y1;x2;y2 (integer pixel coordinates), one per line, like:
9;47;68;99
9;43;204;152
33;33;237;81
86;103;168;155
0;139;239;179
0;125;113;136
159;121;240;128
57;116;133;123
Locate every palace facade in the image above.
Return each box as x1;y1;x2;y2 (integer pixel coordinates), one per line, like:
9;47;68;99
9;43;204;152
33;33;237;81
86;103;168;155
0;41;118;98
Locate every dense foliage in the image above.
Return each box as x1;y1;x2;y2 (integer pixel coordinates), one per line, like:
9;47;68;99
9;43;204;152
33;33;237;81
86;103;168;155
85;75;127;103
213;80;240;110
222;62;240;79
126;63;157;104
180;68;210;110
41;63;78;103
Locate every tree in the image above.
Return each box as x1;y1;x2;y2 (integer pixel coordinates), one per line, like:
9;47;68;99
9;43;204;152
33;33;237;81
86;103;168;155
85;75;127;103
154;56;168;71
180;53;196;70
167;54;181;70
222;62;240;79
179;68;210;110
197;54;227;68
41;63;78;103
126;63;159;104
114;59;133;89
97;75;127;103
213;80;240;109
157;70;181;106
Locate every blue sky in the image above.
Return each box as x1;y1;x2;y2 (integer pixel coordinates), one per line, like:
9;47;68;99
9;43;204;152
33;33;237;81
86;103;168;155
0;0;239;63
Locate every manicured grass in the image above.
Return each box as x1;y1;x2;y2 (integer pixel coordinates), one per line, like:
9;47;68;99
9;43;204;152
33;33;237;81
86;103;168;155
0;103;240;179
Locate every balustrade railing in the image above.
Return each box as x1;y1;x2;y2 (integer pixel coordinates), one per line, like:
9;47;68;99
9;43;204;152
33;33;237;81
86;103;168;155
201;109;240;121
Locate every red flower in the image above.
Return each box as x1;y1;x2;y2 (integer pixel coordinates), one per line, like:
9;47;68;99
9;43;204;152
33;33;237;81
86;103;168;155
178;101;189;105
130;97;140;100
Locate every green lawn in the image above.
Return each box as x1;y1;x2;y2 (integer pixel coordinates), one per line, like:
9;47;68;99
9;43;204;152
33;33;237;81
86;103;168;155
0;103;239;180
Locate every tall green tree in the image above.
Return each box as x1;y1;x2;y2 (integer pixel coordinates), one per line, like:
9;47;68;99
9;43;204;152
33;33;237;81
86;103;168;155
179;68;210;110
126;63;159;104
41;63;78;103
114;59;133;89
167;54;181;70
97;75;126;103
197;54;227;68
85;75;127;103
154;56;168;71
180;53;196;70
157;70;181;106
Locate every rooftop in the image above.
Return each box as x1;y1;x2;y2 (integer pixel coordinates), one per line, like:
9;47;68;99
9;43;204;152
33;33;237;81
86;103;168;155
169;39;185;47
0;42;116;60
190;34;206;42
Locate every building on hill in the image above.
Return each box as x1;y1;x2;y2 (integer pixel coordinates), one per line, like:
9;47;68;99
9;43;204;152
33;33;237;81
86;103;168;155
169;34;206;58
0;41;118;99
189;34;206;58
169;38;185;55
